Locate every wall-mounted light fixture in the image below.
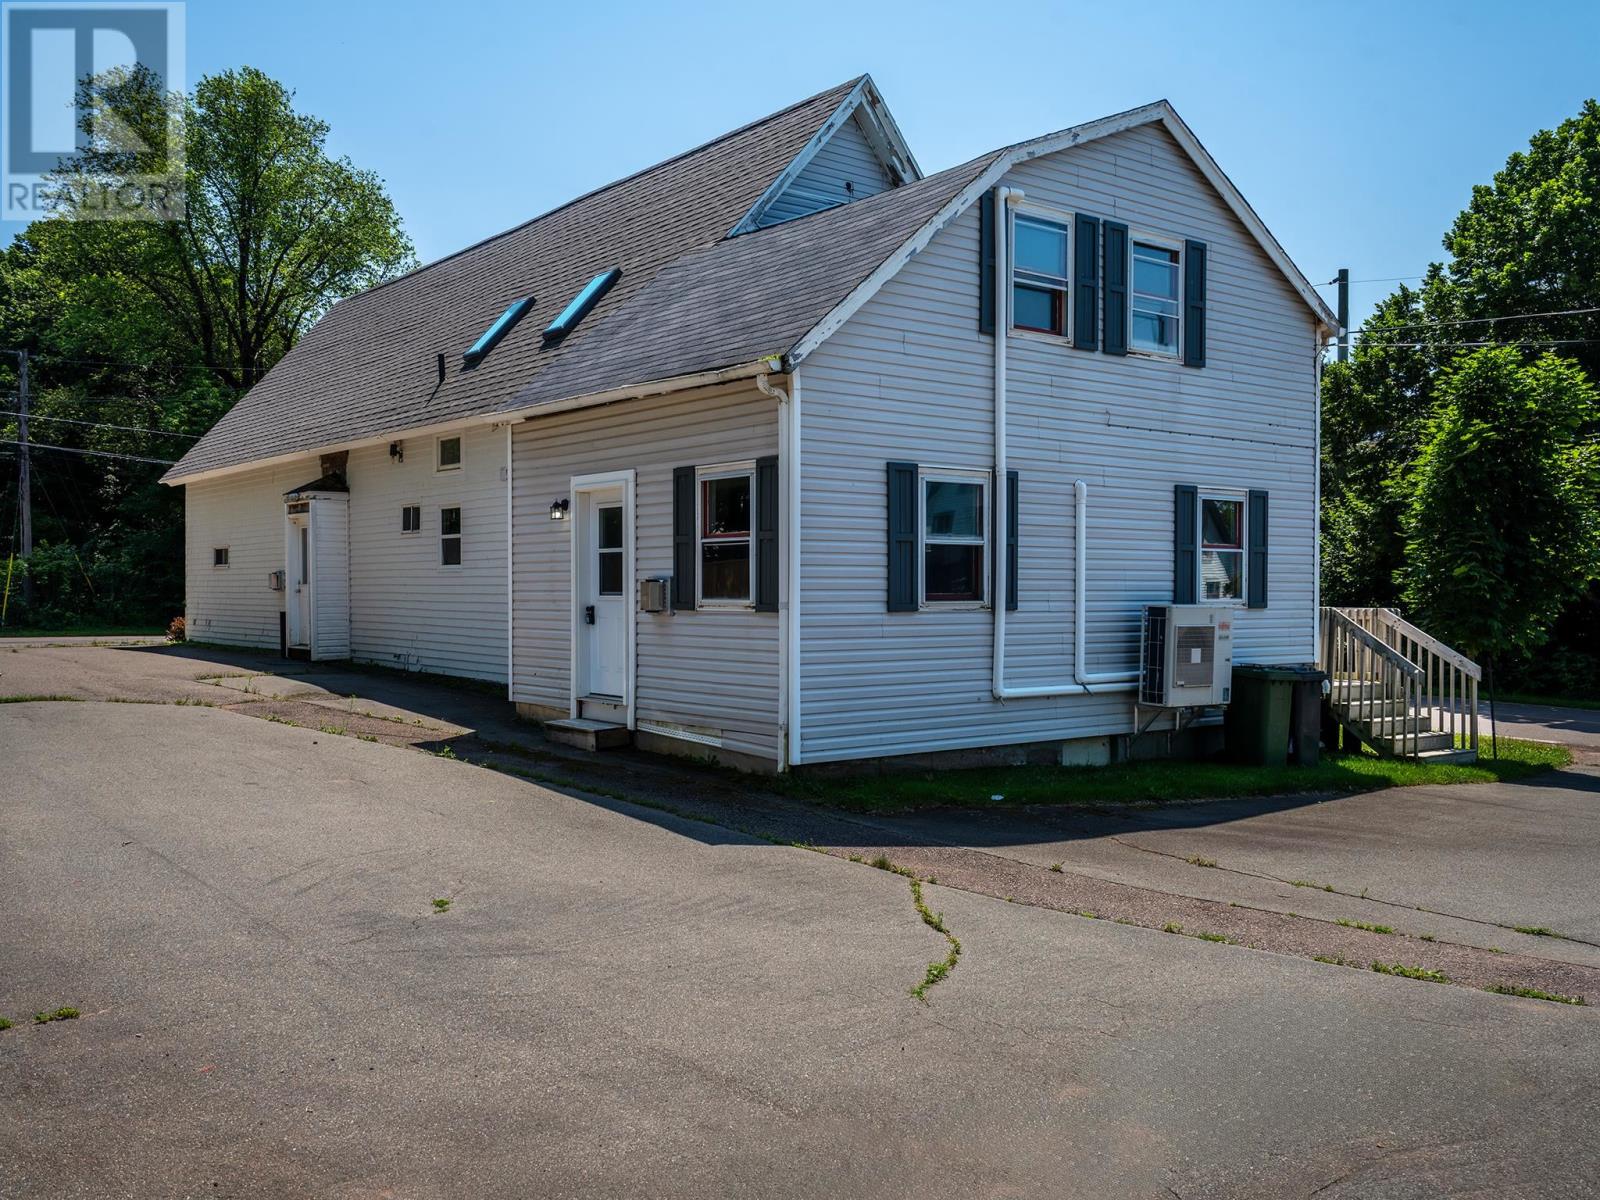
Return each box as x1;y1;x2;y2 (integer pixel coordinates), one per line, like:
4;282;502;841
549;497;570;521
389;441;404;462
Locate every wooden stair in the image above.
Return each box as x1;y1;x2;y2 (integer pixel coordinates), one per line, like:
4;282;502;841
1321;608;1481;763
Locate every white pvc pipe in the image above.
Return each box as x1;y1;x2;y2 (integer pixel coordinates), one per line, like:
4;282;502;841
988;185;1135;700
757;370;803;768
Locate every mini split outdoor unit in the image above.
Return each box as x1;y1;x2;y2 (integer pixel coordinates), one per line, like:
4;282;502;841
1140;605;1234;708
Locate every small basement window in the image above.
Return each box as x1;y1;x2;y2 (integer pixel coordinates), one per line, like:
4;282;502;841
1199;492;1244;602
1132;240;1181;356
1012;213;1070;336
401;504;421;534
440;506;462;567
921;470;988;605
697;465;754;605
212;547;230;567
437;436;462;472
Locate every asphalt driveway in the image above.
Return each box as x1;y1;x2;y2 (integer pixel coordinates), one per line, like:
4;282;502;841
4;680;1600;1196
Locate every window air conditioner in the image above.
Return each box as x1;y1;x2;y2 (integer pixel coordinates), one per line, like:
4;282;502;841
1140;604;1233;708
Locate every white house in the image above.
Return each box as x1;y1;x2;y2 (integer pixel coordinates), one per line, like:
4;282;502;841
165;75;1338;772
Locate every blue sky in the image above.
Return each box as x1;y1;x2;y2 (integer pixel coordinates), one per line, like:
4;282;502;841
9;0;1600;327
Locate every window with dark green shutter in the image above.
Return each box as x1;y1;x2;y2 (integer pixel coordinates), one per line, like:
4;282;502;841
1102;221;1129;356
1183;239;1207;367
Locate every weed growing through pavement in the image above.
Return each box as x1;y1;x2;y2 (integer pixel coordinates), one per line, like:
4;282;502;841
908;878;961;1002
433;746;458;759
1192;931;1234;944
1186;856;1218;868
432;898;451;912
34;1007;79;1024
1162;922;1184;934
1049;862;1064;872
1337;919;1395;934
1486;985;1585;1005
0;1017;12;1031
1513;925;1560;938
1371;962;1448;983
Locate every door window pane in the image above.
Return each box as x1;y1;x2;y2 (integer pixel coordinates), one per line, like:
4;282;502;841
598;551;623;595
598;505;623;550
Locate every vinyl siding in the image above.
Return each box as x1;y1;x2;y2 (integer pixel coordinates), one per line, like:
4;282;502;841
760;113;894;227
184;459;315;649
344;426;508;681
797;122;1319;764
510;383;781;763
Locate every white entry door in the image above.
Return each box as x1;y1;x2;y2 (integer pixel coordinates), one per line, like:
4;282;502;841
286;511;312;648
581;489;627;699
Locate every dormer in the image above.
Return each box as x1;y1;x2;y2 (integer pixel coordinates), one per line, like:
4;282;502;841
729;75;921;235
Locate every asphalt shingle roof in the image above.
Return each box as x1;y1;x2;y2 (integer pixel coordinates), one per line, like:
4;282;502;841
166;77;867;481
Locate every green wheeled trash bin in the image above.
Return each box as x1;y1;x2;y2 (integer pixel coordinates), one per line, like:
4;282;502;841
1227;664;1322;766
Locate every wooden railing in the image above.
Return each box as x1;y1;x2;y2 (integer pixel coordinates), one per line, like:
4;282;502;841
1320;607;1480;757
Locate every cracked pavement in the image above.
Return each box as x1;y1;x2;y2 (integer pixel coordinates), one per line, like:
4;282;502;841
3;642;1600;1196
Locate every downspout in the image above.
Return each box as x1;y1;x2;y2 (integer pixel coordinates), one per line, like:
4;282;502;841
756;367;801;768
989;188;1135;700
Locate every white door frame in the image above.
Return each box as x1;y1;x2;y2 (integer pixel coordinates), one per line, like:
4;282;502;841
284;502;313;651
568;469;636;727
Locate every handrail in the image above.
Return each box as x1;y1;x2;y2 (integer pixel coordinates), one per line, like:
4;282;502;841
1341;606;1481;680
1323;609;1422;679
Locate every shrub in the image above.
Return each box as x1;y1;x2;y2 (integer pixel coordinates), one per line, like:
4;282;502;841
167;615;187;642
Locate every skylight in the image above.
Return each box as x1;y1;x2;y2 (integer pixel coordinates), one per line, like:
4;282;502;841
542;268;621;342
463;296;535;366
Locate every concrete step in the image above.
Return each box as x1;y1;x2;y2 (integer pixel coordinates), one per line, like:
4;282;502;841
544;717;631;752
1366;730;1457;755
1413;746;1478;765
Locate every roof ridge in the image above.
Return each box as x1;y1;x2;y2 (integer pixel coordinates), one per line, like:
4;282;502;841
354;75;868;302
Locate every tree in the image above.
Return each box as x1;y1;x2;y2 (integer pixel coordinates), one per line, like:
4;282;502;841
39;65;416;389
1398;348;1599;662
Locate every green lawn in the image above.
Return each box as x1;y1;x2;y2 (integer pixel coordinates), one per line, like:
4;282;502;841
0;625;164;639
1499;691;1600;712
802;738;1571;813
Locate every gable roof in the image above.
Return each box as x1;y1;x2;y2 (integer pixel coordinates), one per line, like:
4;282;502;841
163;76;866;483
166;93;1334;485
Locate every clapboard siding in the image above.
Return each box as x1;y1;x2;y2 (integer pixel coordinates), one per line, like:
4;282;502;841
511;384;781;762
760;113;894;227
797;122;1318;763
184;460;314;648
344;426;508;681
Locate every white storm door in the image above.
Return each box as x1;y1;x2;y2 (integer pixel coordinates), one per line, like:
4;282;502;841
582;490;627;699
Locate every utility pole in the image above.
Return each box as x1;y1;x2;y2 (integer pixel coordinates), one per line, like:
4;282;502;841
1335;268;1350;363
15;349;31;606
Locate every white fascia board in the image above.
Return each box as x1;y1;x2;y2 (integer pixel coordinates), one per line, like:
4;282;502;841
790;101;1336;365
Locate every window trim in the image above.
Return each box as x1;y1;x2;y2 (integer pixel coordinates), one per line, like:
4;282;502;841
1127;230;1184;360
918;466;991;610
1197;487;1247;606
694;460;756;609
400;503;422;535
1008;201;1074;341
439;504;463;569
435;435;463;473
212;546;229;568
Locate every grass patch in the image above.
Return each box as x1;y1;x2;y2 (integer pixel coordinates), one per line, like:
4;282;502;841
1186;855;1219;868
1313;954;1350;966
0;625;161;639
33;1006;79;1024
1049;862;1064;873
0;693;83;703
1486;984;1586;1006
1337;918;1395;934
907;878;961;1002
1192;931;1234;944
0;1016;12;1031
1371;962;1449;983
1162;922;1184;934
1513;925;1561;938
1499;691;1600;711
432;898;451;912
800;739;1570;812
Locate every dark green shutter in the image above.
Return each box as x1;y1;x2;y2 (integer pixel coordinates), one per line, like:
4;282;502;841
1073;214;1100;349
1174;484;1198;604
978;190;996;336
887;461;918;612
755;455;779;612
1102;221;1129;356
997;469;1018;611
1247;489;1268;609
1183;240;1207;367
672;465;696;610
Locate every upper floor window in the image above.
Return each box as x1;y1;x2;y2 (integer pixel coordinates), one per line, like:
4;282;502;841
1012;213;1070;336
1132;241;1181;356
212;547;229;567
440;506;462;567
922;470;988;606
1199;492;1244;602
697;466;754;605
437;435;462;472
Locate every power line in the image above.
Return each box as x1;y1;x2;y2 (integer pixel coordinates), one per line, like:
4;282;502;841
1318;274;1430;287
0;410;200;439
1324;336;1600;353
1354;306;1600;336
0;439;176;465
